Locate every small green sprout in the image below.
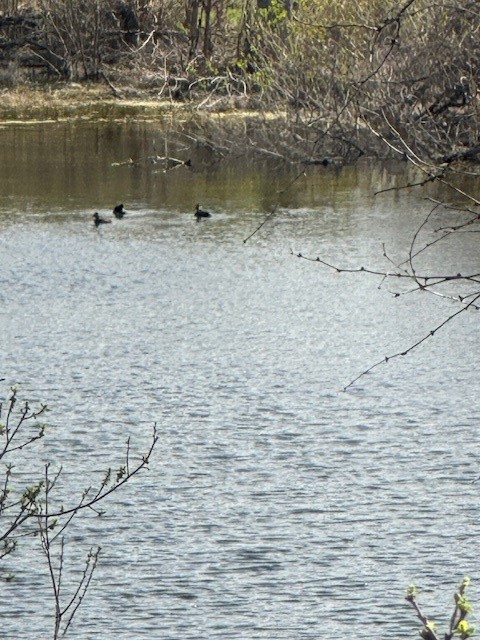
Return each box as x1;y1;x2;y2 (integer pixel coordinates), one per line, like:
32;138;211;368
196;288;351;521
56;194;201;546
457;619;475;639
407;584;419;598
407;578;476;640
456;594;473;614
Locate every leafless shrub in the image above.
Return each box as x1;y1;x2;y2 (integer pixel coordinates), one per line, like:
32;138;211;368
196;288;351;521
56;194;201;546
1;384;158;637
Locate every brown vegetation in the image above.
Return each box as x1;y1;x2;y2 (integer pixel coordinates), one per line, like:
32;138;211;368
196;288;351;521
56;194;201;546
0;0;478;165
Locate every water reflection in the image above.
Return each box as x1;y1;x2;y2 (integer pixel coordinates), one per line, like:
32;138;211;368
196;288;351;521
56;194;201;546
1;122;479;640
0;120;416;218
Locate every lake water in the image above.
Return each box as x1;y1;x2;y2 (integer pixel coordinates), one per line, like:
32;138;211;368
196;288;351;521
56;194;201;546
1;121;479;639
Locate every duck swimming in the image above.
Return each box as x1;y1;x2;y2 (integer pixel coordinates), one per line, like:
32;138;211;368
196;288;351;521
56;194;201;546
113;203;126;218
93;212;111;227
195;204;211;219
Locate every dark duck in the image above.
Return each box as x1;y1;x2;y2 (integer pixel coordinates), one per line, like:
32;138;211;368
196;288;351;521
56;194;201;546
113;203;126;218
195;204;211;219
93;212;111;227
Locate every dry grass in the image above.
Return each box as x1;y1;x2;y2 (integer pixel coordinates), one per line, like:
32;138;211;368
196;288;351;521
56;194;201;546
0;82;283;125
0;83;179;122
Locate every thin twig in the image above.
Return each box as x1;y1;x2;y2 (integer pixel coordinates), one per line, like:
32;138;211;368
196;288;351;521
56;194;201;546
343;293;480;391
243;168;307;243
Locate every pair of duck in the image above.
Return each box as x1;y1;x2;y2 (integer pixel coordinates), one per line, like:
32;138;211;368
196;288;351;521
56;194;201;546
93;204;126;227
94;203;212;227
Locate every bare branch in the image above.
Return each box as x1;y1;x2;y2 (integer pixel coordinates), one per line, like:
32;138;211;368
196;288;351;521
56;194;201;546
342;294;480;391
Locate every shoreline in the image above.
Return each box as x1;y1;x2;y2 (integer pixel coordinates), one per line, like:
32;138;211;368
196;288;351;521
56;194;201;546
0;83;279;124
0;84;187;122
0;84;444;168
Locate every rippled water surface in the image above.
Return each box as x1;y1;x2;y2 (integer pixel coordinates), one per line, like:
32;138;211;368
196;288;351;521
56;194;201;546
1;122;479;639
